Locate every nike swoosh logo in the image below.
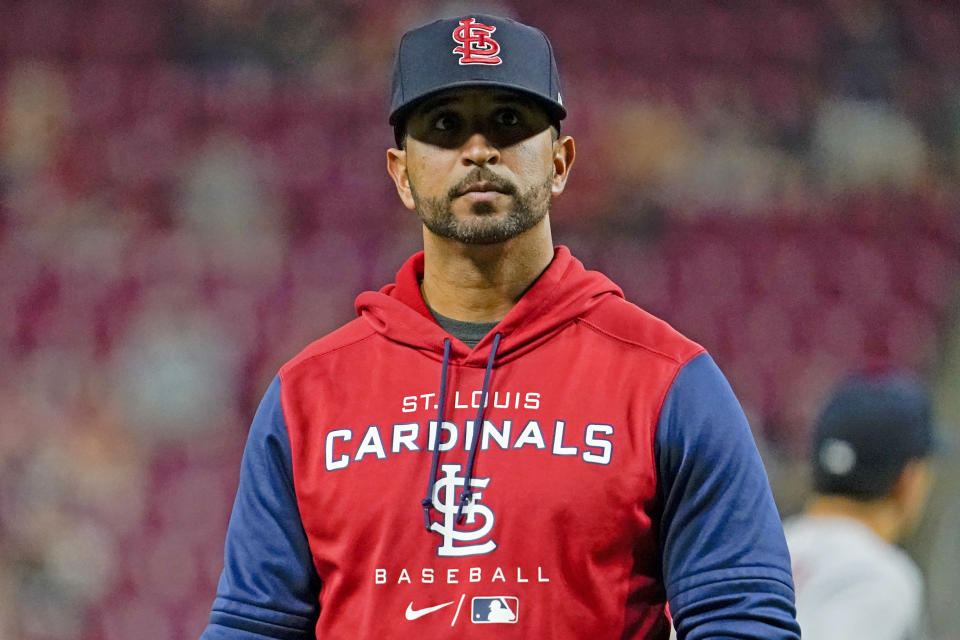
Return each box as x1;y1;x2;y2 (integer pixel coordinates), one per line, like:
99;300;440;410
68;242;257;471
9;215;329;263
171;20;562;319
405;600;454;620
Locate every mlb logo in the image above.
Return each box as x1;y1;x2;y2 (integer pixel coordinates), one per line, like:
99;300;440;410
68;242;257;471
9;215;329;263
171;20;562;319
471;596;518;624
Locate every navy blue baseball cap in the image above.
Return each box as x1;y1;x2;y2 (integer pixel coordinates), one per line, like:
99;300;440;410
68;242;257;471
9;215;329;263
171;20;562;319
812;371;944;500
389;14;566;143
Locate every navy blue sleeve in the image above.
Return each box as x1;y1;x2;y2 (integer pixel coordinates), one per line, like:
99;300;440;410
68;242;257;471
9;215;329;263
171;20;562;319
656;353;800;640
200;376;321;639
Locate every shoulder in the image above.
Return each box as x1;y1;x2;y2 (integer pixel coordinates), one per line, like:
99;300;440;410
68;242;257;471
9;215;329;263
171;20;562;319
859;530;923;589
578;295;705;367
279;317;379;381
786;515;924;634
786;515;923;595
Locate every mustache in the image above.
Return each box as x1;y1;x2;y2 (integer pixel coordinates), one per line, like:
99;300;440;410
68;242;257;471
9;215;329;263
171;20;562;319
448;167;517;198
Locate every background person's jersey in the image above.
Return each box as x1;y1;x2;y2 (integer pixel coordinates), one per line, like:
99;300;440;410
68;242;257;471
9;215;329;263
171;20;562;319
785;514;926;640
201;247;800;639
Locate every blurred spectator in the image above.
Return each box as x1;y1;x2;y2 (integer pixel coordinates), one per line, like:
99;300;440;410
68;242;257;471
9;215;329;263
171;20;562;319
824;0;906;102
110;294;242;439
175;131;281;238
811;97;929;192
0;61;69;182
0;349;146;640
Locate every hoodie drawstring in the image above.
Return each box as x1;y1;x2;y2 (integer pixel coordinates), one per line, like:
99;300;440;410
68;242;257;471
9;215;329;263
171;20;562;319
422;338;452;530
421;332;503;530
456;332;501;523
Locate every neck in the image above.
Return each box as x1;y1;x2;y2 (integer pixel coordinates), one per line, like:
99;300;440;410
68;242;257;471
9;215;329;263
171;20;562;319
420;217;554;322
804;494;902;543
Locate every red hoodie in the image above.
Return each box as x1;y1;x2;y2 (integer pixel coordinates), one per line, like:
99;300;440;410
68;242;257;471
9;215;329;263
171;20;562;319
201;247;800;639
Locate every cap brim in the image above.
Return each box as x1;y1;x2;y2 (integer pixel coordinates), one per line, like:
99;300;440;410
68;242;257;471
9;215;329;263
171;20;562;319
389;80;567;126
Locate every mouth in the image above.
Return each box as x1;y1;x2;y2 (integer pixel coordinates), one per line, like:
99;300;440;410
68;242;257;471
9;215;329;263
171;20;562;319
459;181;505;196
457;181;511;203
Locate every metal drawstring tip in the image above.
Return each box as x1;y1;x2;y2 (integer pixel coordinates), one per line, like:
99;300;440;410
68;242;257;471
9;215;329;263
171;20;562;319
421;499;433;531
455;490;472;523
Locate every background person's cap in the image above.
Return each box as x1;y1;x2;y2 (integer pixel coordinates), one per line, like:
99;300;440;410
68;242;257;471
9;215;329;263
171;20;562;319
389;14;566;140
812;371;942;500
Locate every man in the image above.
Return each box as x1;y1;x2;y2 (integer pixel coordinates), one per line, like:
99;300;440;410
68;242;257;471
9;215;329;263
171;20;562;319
200;14;800;639
785;372;939;639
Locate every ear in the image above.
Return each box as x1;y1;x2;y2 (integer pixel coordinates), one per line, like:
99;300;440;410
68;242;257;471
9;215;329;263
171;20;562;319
386;146;416;210
892;459;933;529
550;135;576;197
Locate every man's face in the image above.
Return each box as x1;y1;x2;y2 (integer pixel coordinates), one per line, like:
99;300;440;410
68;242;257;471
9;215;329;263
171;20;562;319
387;89;572;245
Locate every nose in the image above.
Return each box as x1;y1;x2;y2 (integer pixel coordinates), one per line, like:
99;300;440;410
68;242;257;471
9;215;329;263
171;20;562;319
460;132;500;166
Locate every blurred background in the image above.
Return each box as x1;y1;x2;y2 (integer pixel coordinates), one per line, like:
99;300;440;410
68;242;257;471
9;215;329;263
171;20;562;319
0;0;958;637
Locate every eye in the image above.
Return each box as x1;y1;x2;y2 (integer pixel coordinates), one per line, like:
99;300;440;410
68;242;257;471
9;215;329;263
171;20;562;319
495;108;520;127
433;112;460;131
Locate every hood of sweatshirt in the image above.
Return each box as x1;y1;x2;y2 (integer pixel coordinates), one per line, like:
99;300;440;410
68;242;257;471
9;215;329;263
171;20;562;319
354;246;624;366
356;246;625;528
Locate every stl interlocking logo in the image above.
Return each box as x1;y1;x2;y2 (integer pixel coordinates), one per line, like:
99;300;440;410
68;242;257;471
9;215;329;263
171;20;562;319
452;18;502;65
428;464;497;557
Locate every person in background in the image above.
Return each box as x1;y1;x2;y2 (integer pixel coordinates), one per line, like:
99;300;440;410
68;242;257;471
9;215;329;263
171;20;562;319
785;371;941;640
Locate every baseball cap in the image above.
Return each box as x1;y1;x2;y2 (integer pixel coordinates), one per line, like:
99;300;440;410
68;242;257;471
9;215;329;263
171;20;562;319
389;14;566;144
812;371;942;500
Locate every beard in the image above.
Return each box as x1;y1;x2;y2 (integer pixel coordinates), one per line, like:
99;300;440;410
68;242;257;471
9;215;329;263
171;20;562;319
410;167;553;245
